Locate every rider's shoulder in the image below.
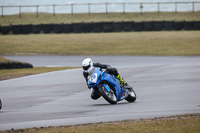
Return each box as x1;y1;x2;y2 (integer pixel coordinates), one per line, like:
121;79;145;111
93;62;101;67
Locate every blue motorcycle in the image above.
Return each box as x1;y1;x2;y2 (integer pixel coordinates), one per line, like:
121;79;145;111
88;67;136;104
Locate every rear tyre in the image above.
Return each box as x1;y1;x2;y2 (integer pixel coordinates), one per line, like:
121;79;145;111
99;85;117;104
125;89;136;102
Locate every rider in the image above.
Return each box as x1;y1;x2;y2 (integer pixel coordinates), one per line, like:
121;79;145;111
82;58;132;100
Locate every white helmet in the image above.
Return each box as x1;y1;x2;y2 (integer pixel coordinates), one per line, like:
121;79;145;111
82;58;94;73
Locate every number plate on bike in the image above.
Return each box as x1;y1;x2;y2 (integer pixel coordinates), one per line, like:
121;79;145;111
89;73;97;83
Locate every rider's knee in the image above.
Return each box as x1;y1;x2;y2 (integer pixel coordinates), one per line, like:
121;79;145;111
107;67;119;76
112;67;119;76
91;91;101;100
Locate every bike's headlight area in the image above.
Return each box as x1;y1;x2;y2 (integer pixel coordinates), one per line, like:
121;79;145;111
88;83;97;88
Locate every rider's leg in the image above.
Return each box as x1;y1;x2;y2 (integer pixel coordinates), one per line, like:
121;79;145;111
107;67;132;89
115;74;132;89
91;90;101;100
116;74;126;84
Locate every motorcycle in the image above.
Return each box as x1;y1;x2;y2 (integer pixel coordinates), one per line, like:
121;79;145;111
88;67;136;104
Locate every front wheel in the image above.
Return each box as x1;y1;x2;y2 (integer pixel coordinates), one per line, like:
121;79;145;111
99;85;117;104
125;89;136;102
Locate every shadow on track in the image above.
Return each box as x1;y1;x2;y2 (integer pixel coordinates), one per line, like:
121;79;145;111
90;101;135;106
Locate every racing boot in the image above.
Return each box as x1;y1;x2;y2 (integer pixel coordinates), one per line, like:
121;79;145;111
123;82;133;90
116;75;132;90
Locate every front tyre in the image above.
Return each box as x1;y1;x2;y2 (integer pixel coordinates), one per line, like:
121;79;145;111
99;85;117;104
125;89;136;102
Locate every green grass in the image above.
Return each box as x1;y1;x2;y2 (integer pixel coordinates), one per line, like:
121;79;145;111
2;114;199;133
0;56;78;80
0;56;9;62
0;55;30;65
0;66;78;80
0;56;21;63
0;12;200;25
0;31;200;56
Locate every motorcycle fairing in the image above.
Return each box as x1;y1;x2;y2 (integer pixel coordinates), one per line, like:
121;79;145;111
101;72;126;101
88;67;128;101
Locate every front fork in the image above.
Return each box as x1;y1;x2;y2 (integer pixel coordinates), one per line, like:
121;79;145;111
98;84;111;92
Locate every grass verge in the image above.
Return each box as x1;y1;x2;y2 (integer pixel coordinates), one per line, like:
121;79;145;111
0;66;79;81
0;12;200;25
0;31;200;56
1;113;199;133
0;56;33;69
0;56;22;63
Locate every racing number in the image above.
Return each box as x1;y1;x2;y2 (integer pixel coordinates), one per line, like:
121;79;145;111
90;74;96;82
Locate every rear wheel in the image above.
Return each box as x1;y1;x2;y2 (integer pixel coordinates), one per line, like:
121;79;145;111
99;85;117;104
125;89;136;102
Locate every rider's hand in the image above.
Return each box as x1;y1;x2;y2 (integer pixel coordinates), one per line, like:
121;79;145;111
88;86;91;90
106;66;112;73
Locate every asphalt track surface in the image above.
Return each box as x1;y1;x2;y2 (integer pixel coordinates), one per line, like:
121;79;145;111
0;56;200;131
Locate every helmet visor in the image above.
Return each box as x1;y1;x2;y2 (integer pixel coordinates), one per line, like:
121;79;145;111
82;64;90;70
